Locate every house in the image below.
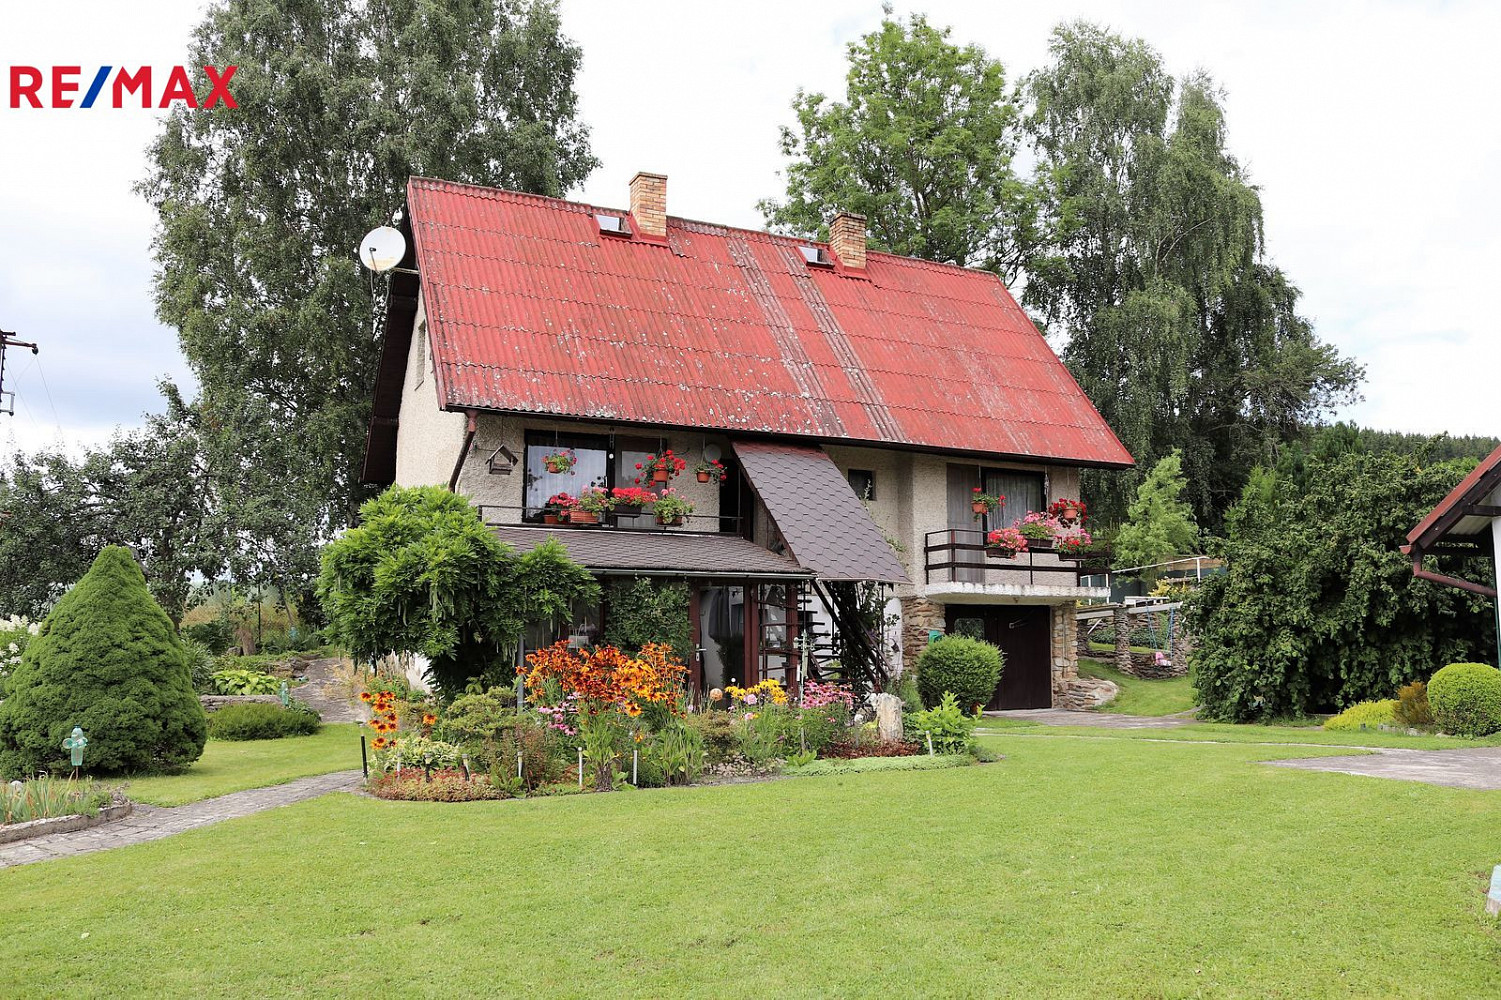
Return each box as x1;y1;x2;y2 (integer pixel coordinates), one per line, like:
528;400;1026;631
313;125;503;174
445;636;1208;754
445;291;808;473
1404;442;1501;665
361;172;1133;708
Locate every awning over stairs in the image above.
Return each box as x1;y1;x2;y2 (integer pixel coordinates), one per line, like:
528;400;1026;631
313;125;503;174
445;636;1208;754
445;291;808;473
731;440;909;584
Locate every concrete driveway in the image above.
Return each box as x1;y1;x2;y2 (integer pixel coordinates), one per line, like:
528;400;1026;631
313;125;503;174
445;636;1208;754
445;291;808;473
1268;746;1501;791
983;708;1193;730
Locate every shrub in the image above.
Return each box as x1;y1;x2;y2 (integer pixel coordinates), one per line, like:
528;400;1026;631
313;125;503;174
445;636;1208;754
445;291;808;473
491;717;561;791
646;721;704;785
211;668;280;696
207;702;321;741
182;638;216;693
375;734;464;774
1394;681;1434;727
432;689;519;746
1190;454;1496;722
785;754;972;777
915;635;1002;711
182;618;235;655
684;711;738;766
602;577;693;657
368;769;514;802
1428;663;1501;737
911;692;978;754
1323;699;1398;732
0;547;207;778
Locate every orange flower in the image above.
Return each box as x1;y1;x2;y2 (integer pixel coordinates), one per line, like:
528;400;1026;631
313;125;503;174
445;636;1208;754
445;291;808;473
359;691;373;703
422;713;437;727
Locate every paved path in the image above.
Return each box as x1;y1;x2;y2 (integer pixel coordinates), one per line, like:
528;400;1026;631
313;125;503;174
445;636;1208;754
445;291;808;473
296;656;367;723
984;708;1193;730
0;770;362;869
1267;746;1501;790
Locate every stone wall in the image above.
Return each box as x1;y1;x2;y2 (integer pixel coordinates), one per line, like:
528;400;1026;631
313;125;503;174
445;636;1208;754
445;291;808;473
199;694;281;713
899;596;945;673
1050;603;1079;696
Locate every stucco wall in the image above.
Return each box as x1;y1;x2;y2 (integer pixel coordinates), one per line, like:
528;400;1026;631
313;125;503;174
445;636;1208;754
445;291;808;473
393;295;466;488
821;445;1084;599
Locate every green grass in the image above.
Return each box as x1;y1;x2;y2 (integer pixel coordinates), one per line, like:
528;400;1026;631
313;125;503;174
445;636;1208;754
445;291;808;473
5;736;1500;997
976;720;1501;752
110;724;362;807
1077;656;1197;716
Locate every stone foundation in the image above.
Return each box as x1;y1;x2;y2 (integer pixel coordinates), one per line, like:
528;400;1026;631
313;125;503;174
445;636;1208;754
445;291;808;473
900;596;946;674
1050;603;1079;699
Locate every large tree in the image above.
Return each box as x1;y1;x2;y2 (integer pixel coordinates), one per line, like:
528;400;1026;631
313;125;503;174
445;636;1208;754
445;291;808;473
317;485;599;699
1189;454;1496;722
760;9;1037;280
140;0;598;594
0;384;222;624
1025;23;1363;525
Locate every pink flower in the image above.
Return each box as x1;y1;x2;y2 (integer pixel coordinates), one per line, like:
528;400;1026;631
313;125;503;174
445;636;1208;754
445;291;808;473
744;692;758;705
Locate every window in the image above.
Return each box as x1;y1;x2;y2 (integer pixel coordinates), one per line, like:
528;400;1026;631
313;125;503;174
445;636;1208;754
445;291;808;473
982;469;1044;528
799;245;834;267
524;431;608;518
596;213;632;237
847;468;876;501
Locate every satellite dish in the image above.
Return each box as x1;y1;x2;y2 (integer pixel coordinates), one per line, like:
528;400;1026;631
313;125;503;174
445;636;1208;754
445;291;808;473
358;226;407;273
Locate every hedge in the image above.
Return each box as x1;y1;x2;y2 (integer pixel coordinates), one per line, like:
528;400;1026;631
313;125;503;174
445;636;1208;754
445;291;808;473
1428;663;1501;737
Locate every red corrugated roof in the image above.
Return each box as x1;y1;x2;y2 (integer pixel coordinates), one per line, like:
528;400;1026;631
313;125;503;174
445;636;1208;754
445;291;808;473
405;177;1132;468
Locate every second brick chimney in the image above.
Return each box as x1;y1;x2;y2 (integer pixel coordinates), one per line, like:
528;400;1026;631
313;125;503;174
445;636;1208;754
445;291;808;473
629;172;668;238
830;212;866;270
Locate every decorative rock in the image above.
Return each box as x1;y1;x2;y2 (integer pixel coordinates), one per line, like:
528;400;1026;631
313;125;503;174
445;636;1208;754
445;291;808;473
870;692;903;742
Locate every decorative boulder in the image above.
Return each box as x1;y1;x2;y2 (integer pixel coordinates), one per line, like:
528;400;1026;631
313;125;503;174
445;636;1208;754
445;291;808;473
870;692;904;742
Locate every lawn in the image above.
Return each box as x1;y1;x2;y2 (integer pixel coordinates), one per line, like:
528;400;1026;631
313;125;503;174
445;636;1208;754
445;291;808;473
5;735;1500;997
1077;655;1197;716
977;719;1501;752
111;724;363;807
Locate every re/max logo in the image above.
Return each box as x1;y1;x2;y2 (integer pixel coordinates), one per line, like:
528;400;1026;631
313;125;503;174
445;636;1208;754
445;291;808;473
7;66;238;109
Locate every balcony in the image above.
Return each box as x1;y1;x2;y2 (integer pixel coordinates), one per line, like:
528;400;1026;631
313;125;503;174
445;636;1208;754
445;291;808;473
922;529;1109;601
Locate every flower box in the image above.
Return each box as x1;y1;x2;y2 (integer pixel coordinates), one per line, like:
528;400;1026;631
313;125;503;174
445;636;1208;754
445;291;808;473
570;510;599;526
656;514;684;527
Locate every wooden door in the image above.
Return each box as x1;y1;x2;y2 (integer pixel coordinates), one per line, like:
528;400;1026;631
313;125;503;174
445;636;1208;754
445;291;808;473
946;605;1052;710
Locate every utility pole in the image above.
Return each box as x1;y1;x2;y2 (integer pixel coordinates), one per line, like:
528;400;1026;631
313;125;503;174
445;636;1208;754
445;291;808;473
0;329;40;418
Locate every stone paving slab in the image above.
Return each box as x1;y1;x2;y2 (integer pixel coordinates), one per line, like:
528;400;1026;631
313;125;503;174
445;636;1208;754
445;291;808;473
1267;746;1501;790
0;769;362;869
983;708;1193;730
296;657;368;724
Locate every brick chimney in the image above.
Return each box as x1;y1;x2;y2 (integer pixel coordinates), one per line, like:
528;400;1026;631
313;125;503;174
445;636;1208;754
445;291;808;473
830;212;866;270
629;172;668;238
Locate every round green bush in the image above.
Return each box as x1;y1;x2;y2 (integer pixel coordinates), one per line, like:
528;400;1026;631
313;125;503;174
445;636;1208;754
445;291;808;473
1428;662;1501;737
0;546;208;777
1323;699;1397;732
207;702;322;741
915;635;1003;711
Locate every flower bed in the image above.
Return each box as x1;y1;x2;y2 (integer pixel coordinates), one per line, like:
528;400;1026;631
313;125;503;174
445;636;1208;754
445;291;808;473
359;645;992;802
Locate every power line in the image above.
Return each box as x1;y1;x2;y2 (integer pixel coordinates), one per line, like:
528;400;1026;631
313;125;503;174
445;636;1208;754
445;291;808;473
0;329;41;420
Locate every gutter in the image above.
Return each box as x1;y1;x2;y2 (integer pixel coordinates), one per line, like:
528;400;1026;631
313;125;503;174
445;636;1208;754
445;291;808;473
448;410;478;492
1408;551;1498;599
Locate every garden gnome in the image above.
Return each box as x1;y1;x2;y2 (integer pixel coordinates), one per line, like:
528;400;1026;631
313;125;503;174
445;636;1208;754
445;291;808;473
870;692;903;742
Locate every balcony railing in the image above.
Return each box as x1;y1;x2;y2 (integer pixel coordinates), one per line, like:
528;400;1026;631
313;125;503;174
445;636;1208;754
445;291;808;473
923;528;1106;587
477;503;746;537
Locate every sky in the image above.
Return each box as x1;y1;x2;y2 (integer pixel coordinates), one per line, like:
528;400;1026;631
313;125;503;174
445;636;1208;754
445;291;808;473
2;0;1496;458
